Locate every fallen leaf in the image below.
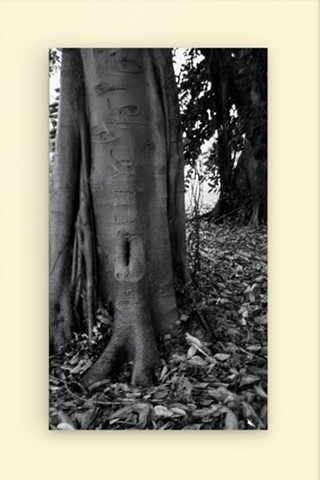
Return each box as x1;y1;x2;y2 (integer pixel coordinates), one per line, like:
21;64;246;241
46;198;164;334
214;353;230;362
246;345;261;353
57;422;76;430
159;421;174;430
187;345;197;359
219;298;230;305
254;385;268;399
69;354;79;365
254;315;267;325
70;363;84;375
248;292;255;302
224;409;239;430
185;332;204;349
224;343;238;353
188;355;207;366
244;285;254;294
137;404;151;428
159;364;169;382
73;407;96;429
88;379;110;391
171;353;187;363
79;359;93;374
241;402;259;429
227;327;242;337
109;403;148;421
238;306;249;317
175;376;193;402
109;405;136;420
208;387;234;403
239;375;260;387
260;404;268;423
109;418;122;425
193;382;209;389
154;405;173;417
170;407;187;417
182;424;202;430
58;410;76;428
193;407;216;418
60;365;73;371
212;405;229;416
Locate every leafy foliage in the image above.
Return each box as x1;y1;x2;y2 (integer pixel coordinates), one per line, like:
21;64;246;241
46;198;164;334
49;49;60;165
49;48;61;77
177;48;267;224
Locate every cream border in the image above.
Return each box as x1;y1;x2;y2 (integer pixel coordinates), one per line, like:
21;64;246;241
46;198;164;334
0;1;319;479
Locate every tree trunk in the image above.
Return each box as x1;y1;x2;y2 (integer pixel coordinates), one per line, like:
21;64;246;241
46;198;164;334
206;50;234;221
233;139;267;226
49;48;189;387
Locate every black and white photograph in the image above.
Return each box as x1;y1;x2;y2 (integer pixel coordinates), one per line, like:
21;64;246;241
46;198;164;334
49;48;267;430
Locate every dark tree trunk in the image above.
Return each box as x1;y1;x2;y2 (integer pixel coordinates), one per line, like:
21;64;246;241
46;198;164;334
232;49;267;225
49;49;190;387
204;49;267;225
205;50;235;222
233;139;267;226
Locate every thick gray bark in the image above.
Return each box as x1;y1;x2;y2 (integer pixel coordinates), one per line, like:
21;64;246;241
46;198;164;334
49;48;189;386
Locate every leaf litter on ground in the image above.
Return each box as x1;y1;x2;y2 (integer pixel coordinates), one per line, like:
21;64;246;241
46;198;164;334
49;221;267;430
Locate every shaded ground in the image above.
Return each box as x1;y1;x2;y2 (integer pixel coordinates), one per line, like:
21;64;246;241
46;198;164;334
49;220;267;430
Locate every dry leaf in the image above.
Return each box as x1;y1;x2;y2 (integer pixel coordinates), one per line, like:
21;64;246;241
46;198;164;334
193;407;216;418
224;409;239;430
80;359;93;374
109;404;138;420
137;404;151;428
185;332;204;349
74;407;96;429
208;387;233;403
70;363;84;375
170;407;187;417
254;385;268;399
58;410;76;428
187;345;197;359
219;298;230;305
154;405;173;417
88;379;110;391
57;422;76;430
248;293;255;303
188;355;207;366
239;375;260;387
182;424;201;430
214;353;230;362
246;345;261;353
242;401;258;422
69;354;79;365
254;315;267;325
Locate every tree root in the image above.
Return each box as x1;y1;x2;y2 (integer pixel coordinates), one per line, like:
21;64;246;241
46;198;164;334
81;297;160;387
49;285;73;351
81;314;159;388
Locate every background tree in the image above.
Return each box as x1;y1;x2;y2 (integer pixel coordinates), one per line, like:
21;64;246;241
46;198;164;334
178;48;267;225
50;48;190;387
